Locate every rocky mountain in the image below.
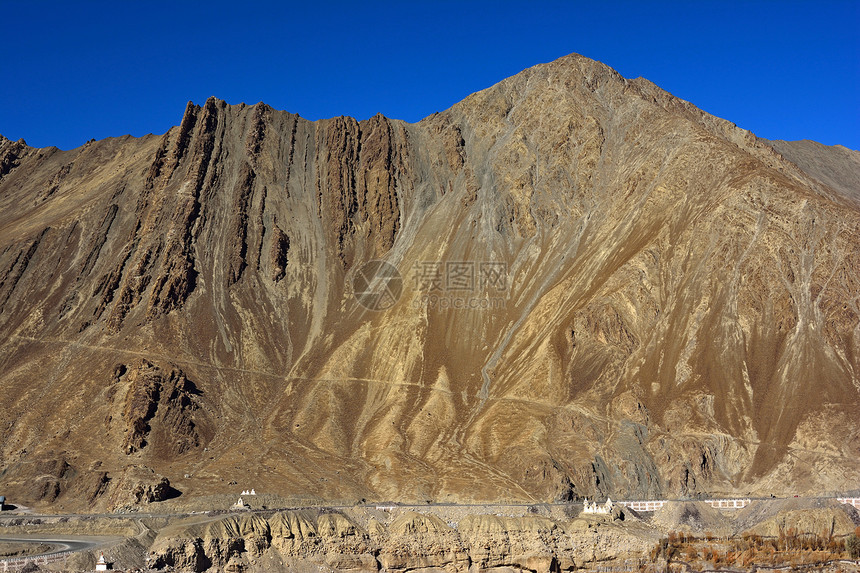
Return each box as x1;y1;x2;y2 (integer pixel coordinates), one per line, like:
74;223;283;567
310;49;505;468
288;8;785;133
1;53;858;511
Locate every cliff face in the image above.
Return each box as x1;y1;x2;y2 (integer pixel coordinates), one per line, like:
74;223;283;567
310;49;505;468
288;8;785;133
145;508;655;573
1;54;858;509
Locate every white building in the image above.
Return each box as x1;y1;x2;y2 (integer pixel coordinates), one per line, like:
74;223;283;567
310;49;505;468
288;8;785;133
582;497;614;514
95;551;109;571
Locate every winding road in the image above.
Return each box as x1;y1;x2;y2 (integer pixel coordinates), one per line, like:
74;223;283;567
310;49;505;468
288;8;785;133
0;536;104;556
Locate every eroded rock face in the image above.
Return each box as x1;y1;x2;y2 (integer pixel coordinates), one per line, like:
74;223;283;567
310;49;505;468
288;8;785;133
0;53;859;508
147;509;651;573
106;465;178;509
116;359;210;457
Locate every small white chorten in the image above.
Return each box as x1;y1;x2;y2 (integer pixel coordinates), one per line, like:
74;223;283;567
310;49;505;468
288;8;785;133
582;497;613;514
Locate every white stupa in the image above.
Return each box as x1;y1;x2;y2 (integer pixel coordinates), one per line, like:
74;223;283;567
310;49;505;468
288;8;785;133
582;497;613;514
95;551;109;571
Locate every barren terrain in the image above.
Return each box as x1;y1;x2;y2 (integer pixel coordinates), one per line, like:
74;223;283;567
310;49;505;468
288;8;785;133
0;54;858;516
1;498;859;572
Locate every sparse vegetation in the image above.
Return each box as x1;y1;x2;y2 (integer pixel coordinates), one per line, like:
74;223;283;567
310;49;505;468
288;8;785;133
847;525;860;558
647;528;852;568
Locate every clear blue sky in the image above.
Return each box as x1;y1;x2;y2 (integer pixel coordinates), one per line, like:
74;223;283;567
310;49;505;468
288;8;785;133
2;1;858;151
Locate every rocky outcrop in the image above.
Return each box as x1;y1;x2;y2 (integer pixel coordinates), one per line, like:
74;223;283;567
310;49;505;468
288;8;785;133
315;114;404;265
116;359;211;458
147;508;652;573
268;222;289;282
122;361;163;454
0;136;34;180
106;465;178;510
